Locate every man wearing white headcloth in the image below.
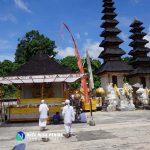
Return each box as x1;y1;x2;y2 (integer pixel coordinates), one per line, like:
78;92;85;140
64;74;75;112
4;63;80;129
39;100;49;130
62;99;75;138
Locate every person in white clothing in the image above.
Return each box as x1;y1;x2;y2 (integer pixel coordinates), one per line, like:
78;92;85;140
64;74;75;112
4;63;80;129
39;100;49;131
62;99;75;138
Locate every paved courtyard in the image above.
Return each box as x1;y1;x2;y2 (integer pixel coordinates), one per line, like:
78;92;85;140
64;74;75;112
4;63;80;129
0;110;150;150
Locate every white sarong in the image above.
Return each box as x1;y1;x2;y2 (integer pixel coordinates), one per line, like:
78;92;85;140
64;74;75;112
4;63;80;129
39;103;49;127
39;118;47;127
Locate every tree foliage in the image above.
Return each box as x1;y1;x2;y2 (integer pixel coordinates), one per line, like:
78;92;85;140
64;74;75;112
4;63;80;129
84;58;101;89
60;56;101;90
15;30;57;64
122;57;131;62
60;56;79;72
0;60;20;76
0;60;20;98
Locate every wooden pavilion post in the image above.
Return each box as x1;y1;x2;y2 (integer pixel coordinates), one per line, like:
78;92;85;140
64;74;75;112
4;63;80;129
41;83;44;99
0;88;2;122
0;86;4;122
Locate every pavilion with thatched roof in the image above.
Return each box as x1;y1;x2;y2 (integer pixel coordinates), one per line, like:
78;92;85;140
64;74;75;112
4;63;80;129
0;54;84;121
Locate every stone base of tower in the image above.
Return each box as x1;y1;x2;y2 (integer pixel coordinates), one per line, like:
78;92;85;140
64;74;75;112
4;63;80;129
129;75;150;88
100;72;127;89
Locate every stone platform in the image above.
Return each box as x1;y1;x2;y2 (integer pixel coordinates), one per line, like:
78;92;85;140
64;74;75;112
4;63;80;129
0;110;150;150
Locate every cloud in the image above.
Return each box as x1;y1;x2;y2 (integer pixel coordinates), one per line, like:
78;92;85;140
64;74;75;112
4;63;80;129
84;32;88;36
56;47;75;58
131;0;141;4
0;39;15;51
83;39;103;59
0;54;15;62
75;33;81;40
14;0;31;13
56;39;103;59
0;14;17;23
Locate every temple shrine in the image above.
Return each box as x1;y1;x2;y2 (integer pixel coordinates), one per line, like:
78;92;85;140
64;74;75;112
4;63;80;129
97;0;132;89
98;0;150;89
128;19;150;88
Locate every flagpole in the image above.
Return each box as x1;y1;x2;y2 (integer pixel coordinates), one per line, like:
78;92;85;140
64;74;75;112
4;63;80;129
63;23;90;103
86;49;95;126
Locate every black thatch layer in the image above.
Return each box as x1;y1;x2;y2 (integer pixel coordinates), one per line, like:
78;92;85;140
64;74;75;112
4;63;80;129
98;0;131;74
100;28;121;37
129;57;150;64
130;26;145;33
129;48;150;55
128;19;150;75
130;67;150;75
103;2;114;7
102;7;116;13
97;60;133;74
99;48;125;58
130;19;143;27
129;40;149;47
102;0;113;2
129;32;146;39
101;19;118;28
8;54;73;76
101;12;117;20
100;37;123;47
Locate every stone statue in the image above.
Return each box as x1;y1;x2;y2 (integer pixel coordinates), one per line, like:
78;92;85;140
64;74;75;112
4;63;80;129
117;85;135;111
136;86;149;106
117;88;128;110
106;83;118;111
124;83;135;110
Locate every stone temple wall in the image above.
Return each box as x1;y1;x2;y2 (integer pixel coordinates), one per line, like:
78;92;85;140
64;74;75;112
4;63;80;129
101;73;125;89
129;76;150;88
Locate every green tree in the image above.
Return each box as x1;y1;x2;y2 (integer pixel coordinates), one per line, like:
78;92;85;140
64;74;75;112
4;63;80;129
60;56;80;89
0;60;20;76
15;30;57;64
122;57;131;62
0;60;20;98
84;58;101;89
60;56;79;72
60;56;101;90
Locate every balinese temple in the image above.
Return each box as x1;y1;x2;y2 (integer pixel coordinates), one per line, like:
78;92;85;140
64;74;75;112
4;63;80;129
128;19;150;88
0;54;84;121
97;0;132;89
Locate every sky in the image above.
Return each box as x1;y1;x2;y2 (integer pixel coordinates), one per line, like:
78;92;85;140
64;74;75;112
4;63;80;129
0;0;150;62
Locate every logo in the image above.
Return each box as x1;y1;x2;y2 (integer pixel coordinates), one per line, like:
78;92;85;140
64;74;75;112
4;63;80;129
16;131;25;141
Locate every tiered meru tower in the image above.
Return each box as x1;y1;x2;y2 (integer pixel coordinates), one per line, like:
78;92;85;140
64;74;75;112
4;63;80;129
128;19;150;88
97;0;132;89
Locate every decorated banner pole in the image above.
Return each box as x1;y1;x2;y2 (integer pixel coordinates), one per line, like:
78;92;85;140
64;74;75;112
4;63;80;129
86;50;95;126
86;50;94;117
63;23;90;103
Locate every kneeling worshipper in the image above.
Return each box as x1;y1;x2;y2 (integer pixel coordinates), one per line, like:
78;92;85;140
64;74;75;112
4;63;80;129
52;112;61;124
79;109;87;123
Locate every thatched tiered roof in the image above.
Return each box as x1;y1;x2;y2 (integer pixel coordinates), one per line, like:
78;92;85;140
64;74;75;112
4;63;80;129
97;0;132;74
9;54;73;76
128;19;150;75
